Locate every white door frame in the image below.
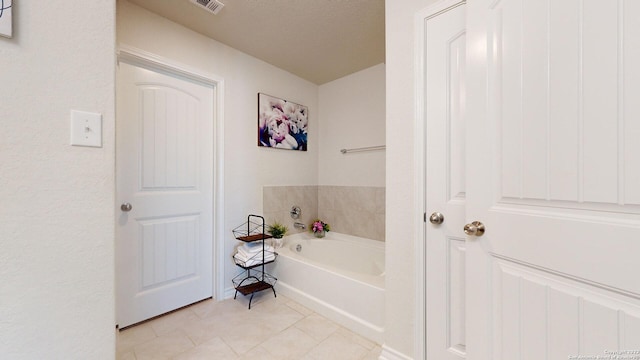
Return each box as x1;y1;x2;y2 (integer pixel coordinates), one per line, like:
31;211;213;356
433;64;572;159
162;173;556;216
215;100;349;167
115;45;226;302
413;1;466;359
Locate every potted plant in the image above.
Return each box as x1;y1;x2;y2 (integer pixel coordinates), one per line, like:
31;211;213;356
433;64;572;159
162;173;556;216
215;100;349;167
268;221;288;248
310;219;330;238
268;221;288;238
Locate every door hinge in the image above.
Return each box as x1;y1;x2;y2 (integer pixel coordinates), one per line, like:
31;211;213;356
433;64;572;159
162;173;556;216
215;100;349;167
424;212;427;222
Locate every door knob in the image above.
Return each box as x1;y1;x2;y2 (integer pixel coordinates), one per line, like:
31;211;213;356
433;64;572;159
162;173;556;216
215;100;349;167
429;212;444;225
464;221;485;236
120;203;133;212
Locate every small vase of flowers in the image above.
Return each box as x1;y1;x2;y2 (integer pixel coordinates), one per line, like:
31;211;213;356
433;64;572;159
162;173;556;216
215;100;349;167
311;219;330;238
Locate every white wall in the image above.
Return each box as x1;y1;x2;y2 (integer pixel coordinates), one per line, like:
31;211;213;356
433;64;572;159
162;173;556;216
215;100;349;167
318;64;386;187
0;1;116;359
117;0;319;292
384;0;439;358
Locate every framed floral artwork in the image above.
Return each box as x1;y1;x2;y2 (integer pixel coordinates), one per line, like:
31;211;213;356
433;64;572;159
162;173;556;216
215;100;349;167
0;0;12;38
258;93;308;151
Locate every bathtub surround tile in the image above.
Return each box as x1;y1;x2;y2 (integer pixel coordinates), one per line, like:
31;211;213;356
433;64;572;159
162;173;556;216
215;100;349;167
317;186;335;211
116;350;136;360
317;186;385;241
116;351;136;360
263;185;319;235
373;213;385;241
264;185;385;240
375;187;385;214
264;186;288;213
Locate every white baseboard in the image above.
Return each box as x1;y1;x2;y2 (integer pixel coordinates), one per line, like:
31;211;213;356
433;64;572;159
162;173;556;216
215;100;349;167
379;344;413;360
223;286;236;300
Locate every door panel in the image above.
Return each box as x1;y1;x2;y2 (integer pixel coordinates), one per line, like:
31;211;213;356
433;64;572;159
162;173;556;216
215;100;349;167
116;62;213;328
140;86;199;190
139;216;198;288
467;0;640;358
425;3;467;359
493;261;640;358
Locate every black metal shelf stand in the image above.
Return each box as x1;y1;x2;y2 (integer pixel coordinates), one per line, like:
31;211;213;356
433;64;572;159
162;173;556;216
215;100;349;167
232;214;277;309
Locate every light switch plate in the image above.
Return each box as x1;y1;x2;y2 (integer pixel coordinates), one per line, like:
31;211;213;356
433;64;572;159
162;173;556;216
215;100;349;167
70;110;102;147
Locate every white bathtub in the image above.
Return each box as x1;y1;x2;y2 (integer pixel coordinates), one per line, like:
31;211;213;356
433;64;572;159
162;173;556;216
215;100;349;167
269;232;385;343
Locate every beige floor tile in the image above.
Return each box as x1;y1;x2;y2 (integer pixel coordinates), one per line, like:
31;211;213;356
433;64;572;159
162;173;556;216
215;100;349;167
232;289;284;310
285;301;314;316
190;298;248;320
295;314;340;341
117;323;157;354
116;296;379;360
172;337;239;360
148;308;200;336
134;330;195;360
185;308;254;345
116;350;136;360
302;333;369;360
179;317;223;346
250;302;306;333
362;346;382;360
336;326;377;350
220;321;278;355
239;345;281;360
260;327;320;359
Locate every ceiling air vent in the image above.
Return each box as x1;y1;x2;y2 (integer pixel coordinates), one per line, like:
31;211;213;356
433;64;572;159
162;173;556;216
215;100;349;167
190;0;225;15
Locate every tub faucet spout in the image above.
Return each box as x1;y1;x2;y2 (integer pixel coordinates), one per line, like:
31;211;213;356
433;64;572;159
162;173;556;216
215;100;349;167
294;222;306;230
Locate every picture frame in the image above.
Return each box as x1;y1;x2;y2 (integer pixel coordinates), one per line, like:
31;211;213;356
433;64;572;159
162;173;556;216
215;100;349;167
258;93;308;151
0;0;12;39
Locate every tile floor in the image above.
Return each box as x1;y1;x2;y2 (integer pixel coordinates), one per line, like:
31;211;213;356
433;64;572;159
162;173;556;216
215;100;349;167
117;292;382;360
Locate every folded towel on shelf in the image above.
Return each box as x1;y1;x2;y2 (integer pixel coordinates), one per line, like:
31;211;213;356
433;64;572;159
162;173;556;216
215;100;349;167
237;244;275;258
235;248;275;261
243;240;264;250
234;251;275;267
241;241;265;251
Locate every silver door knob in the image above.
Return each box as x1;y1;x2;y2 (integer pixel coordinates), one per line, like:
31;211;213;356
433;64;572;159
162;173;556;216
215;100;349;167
429;212;444;225
464;221;485;236
120;203;133;212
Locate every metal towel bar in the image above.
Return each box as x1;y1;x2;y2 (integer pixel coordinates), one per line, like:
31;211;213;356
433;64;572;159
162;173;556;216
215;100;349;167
340;145;386;154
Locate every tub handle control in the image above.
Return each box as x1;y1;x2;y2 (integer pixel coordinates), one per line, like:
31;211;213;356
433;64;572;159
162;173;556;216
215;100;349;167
429;212;444;225
290;206;301;219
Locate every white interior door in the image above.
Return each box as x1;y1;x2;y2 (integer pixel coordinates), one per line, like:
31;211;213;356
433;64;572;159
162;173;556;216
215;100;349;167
466;0;640;358
116;61;214;328
424;2;467;359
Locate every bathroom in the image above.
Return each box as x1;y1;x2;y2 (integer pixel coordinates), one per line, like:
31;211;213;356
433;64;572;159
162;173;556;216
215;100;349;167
6;0;640;359
116;0;388;357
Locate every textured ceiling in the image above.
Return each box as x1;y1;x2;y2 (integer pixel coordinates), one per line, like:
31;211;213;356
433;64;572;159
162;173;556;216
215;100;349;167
127;0;385;84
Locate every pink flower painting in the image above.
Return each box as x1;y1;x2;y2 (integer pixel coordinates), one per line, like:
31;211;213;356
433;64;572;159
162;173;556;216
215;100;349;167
258;93;308;151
